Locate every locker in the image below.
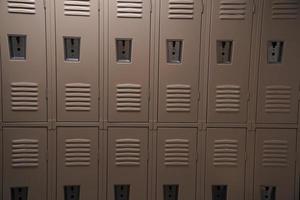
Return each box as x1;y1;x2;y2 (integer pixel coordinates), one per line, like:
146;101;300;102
254;129;296;200
57;127;99;200
0;0;47;122
107;128;148;200
55;0;99;121
205;128;246;200
3;128;47;200
157;128;197;200
256;0;300;124
107;0;151;122
158;0;202;123
207;0;254;123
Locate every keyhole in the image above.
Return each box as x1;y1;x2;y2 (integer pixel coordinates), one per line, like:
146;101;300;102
172;41;176;47
272;42;277;48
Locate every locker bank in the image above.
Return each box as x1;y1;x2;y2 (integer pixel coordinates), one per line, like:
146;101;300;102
0;0;299;200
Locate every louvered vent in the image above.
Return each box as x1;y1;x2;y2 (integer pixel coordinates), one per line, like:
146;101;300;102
215;85;240;113
65;83;91;111
164;139;189;166
168;0;194;19
213;139;238;167
265;85;291;113
11;82;39;111
219;0;247;20
166;84;191;112
65;139;91;167
272;0;299;19
262;140;288;167
11;139;39;168
7;0;36;14
116;84;142;112
64;0;90;16
117;0;143;18
115;139;141;166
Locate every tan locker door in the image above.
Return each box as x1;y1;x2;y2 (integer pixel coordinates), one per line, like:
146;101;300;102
55;0;99;121
256;0;300;124
157;128;197;200
3;128;47;200
0;0;47;122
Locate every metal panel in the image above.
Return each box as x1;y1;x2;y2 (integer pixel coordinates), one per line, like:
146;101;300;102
157;128;197;200
57;127;99;200
55;0;99;121
0;0;47;122
3;128;47;200
107;128;148;200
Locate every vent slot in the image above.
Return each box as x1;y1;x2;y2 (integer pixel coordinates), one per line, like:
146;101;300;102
164;139;189;166
215;85;241;113
64;0;91;16
115;139;141;166
117;0;143;18
219;0;247;20
272;0;299;19
262;140;288;167
265;85;291;113
166;84;191;112
11;139;39;168
7;0;36;14
116;84;142;112
168;0;194;19
213;139;238;167
11;82;39;111
65;83;91;111
65;139;91;167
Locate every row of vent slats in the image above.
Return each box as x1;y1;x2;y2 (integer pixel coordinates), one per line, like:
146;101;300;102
11;82;39;111
164;139;189;166
64;0;90;16
65;83;91;111
265;85;291;113
11;139;39;167
272;1;299;19
168;0;194;19
115;139;141;166
7;0;36;14
263;140;288;167
213;139;238;167
116;84;142;112
166;84;191;112
215;85;240;113
65;139;91;166
219;0;247;20
117;0;143;18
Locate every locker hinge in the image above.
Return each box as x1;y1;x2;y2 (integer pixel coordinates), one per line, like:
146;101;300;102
244;152;247;161
150;0;152;13
201;0;204;14
148;91;150;101
45;88;48;101
43;0;46;9
252;0;256;13
45;151;48;162
247;92;251;101
197;91;201;101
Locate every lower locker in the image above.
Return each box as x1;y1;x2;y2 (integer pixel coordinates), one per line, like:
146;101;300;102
3;128;47;200
57;127;99;200
157;128;197;200
205;128;246;200
107;128;148;200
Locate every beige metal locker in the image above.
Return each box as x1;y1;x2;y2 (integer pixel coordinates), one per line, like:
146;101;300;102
207;0;254;123
107;128;148;200
156;128;197;200
3;128;47;200
205;128;246;200
55;0;99;121
158;0;202;122
0;0;47;122
254;129;296;200
107;0;151;122
256;0;300;124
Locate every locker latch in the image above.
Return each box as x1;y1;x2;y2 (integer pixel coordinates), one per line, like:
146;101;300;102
268;41;283;64
261;186;276;200
64;185;80;200
64;37;81;62
167;40;183;64
212;185;227;200
11;187;28;200
116;39;132;63
217;41;232;64
9;35;27;60
163;184;179;200
114;184;130;200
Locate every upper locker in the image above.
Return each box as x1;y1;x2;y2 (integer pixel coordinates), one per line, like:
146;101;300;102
158;0;202;122
207;0;254;123
55;0;99;121
107;0;151;122
256;0;300;124
0;0;47;122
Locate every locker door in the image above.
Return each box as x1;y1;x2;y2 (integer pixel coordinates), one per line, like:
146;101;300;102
254;129;296;200
157;128;197;200
55;0;99;121
205;128;246;200
207;0;254;123
107;128;148;200
158;0;202;122
3;128;47;200
256;0;300;124
0;0;47;122
108;0;151;122
57;127;99;200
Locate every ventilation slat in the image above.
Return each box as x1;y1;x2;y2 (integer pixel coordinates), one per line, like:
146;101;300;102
11;139;39;168
215;85;241;113
65;139;91;167
65;83;91;111
164;139;189;166
219;0;247;20
262;140;288;167
11;82;39;111
213;139;238;167
265;85;292;113
7;0;36;14
116;84;142;112
166;84;191;112
115;138;141;166
168;0;194;19
117;0;143;18
64;0;90;16
272;0;299;19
